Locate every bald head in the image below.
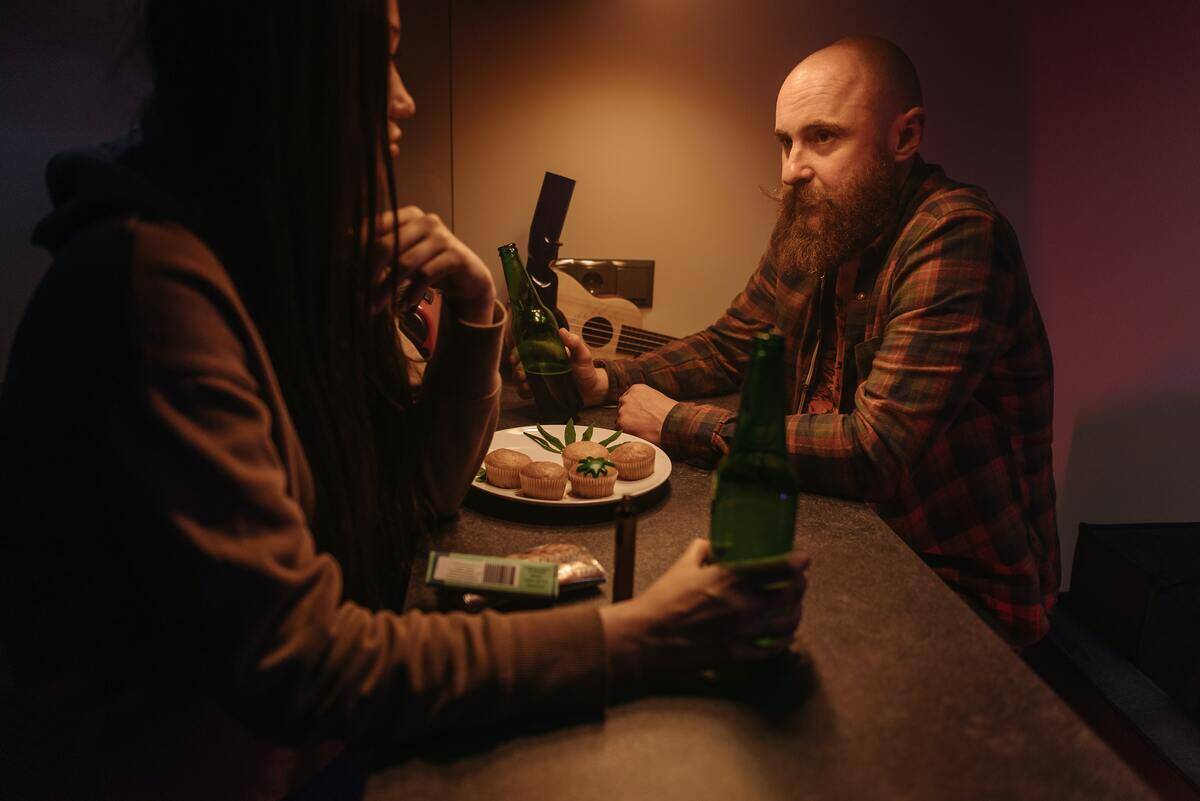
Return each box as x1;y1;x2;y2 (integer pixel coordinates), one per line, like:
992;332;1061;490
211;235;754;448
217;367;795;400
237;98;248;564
785;36;922;120
829;36;922;113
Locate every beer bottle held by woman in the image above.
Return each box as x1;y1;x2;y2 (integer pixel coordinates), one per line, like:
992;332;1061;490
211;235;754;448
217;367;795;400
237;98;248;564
498;242;582;422
709;328;799;563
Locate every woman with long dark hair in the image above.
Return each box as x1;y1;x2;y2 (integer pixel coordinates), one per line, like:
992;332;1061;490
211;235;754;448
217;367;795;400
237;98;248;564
0;2;808;799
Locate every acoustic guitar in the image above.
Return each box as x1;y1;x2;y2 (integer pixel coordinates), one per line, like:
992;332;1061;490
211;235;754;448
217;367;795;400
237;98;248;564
553;267;677;359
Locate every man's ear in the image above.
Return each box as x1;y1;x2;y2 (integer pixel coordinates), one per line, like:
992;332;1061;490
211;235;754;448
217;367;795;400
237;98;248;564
892;106;925;162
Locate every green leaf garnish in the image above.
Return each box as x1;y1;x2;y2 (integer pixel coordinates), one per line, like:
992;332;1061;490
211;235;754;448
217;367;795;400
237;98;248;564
564;418;576;444
523;431;561;453
536;424;565;451
582;423;595;441
475;467;487;482
575;456;616;478
598;430;622;447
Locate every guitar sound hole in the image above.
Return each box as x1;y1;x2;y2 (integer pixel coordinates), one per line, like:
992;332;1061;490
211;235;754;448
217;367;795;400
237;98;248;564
581;317;614;349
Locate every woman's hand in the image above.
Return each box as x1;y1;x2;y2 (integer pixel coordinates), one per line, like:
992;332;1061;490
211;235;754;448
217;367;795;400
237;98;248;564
599;539;810;681
372;207;496;324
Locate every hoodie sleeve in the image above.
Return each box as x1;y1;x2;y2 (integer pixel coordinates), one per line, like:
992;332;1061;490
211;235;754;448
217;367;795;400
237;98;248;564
108;219;608;746
412;300;507;519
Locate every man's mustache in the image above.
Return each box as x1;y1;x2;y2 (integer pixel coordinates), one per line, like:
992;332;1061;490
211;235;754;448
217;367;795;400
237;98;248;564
761;183;829;214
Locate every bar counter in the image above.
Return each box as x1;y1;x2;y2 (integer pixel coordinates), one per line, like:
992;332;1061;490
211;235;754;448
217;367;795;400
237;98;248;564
370;386;1153;801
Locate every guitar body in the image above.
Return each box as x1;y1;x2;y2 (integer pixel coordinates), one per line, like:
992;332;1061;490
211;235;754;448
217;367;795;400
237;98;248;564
554;268;676;359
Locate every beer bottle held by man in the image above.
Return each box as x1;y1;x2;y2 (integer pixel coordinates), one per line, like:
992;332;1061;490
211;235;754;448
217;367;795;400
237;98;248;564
498;242;582;422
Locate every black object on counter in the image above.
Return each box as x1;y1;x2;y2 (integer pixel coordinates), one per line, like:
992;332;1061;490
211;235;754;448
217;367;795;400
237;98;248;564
613;495;637;602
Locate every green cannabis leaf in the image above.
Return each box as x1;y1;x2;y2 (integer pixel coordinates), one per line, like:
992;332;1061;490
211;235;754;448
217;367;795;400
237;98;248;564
523;431;561;453
599;430;622;448
523;424;624;455
575;456;616;478
536;424;565;451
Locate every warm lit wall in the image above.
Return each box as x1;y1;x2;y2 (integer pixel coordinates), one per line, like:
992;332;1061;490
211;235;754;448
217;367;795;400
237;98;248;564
449;0;1032;340
1027;0;1200;587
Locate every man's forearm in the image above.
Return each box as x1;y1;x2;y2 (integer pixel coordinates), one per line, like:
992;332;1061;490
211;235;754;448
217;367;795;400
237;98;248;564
598;330;747;405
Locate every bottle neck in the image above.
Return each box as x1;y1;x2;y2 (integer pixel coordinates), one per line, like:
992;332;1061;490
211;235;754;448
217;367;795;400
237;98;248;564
499;249;533;313
731;338;788;454
500;247;556;320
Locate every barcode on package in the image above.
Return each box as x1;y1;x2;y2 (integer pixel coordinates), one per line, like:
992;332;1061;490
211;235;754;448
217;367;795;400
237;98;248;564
482;563;517;586
425;552;558;598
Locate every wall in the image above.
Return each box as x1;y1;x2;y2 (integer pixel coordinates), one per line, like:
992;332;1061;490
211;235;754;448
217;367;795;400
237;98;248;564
0;1;147;378
0;0;451;377
1027;0;1200;586
449;0;1032;339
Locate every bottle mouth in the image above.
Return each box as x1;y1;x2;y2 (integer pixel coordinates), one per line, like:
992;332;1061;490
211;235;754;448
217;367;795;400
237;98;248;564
754;328;785;344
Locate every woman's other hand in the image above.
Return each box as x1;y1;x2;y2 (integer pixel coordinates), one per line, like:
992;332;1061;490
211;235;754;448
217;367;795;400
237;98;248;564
372;207;496;324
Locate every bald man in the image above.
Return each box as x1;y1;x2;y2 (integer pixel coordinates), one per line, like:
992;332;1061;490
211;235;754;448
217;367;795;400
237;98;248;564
516;37;1058;648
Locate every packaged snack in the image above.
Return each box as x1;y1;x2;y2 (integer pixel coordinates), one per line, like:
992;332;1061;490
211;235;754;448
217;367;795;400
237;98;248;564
461;543;606;611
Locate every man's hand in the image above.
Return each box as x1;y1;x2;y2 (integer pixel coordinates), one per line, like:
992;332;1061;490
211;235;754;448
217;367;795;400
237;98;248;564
508;327;609;407
616;384;678;445
371;207;496;325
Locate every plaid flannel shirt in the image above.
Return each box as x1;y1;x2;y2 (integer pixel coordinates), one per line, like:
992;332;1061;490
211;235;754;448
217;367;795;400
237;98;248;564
599;157;1059;648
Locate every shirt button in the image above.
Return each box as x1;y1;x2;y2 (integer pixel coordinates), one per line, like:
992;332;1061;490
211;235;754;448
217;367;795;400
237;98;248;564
855;292;866;301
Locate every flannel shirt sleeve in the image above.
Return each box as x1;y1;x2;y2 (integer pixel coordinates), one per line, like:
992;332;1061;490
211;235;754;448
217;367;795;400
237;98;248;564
787;211;1016;499
596;255;778;461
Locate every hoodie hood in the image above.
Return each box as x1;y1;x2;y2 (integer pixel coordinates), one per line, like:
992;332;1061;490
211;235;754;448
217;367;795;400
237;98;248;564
31;130;181;256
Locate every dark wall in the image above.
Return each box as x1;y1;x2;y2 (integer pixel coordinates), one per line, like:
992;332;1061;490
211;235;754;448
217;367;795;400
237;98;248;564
1026;0;1200;585
1;1;147;376
0;0;451;377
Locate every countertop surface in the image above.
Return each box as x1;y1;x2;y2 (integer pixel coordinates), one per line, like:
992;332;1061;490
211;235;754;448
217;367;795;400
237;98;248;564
368;387;1153;801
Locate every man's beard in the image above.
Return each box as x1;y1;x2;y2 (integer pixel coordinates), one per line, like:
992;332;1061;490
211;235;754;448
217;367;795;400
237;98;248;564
765;151;901;277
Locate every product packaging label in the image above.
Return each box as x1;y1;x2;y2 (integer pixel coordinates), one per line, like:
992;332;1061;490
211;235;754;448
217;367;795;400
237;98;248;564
425;552;559;598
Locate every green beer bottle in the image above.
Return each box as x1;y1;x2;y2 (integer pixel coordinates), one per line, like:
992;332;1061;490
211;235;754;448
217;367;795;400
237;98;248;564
709;329;799;563
498;242;582;422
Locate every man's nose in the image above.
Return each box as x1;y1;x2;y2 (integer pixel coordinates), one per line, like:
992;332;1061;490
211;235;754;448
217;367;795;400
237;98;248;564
782;152;814;186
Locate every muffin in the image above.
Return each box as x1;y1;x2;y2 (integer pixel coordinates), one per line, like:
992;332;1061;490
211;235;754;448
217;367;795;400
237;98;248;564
560;440;610;471
519;461;568;500
568;457;620;499
483;448;532;489
609;441;656;481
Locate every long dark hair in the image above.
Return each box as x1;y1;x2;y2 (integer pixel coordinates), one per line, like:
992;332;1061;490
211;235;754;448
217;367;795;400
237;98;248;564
141;0;423;609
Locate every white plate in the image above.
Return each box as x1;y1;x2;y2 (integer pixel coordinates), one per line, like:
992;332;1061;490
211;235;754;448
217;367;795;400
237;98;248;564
472;425;672;507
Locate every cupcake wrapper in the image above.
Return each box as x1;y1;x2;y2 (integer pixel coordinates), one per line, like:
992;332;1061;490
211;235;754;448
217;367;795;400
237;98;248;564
569;469;620;499
484;463;523;489
520;473;567;500
611;454;654;481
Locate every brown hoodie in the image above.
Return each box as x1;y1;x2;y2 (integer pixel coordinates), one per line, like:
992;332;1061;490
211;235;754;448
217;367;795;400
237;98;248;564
0;144;607;800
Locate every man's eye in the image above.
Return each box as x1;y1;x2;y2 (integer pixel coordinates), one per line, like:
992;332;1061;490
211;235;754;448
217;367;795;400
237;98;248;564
814;130;833;144
778;137;792;152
